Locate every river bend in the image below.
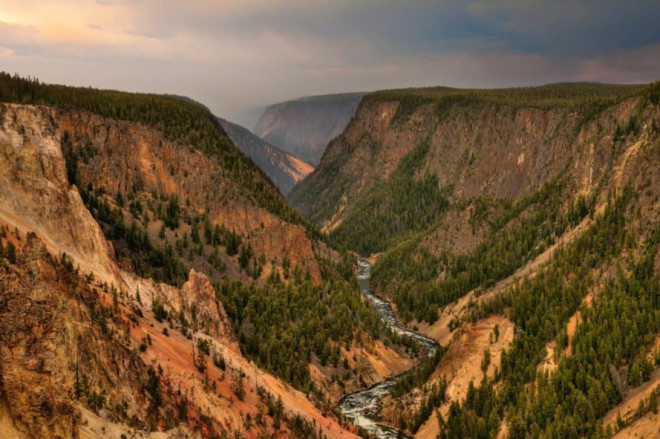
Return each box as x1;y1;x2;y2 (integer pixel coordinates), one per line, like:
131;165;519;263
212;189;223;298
339;259;439;438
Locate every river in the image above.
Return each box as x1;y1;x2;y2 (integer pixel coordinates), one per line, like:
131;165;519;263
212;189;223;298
338;259;439;438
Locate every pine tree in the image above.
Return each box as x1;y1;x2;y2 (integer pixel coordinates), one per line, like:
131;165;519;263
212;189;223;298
7;241;17;264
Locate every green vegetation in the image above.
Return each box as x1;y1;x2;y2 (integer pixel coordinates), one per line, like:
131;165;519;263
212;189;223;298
645;80;660;105
61;132;271;286
392;347;445;398
370;83;646;123
439;189;660;438
373;179;586;323
406;379;448;433
0;72;303;225
330;138;451;255
256;386;330;438
0;73;404;405
81;182;190;286
288;143;353;225
217;271;385;394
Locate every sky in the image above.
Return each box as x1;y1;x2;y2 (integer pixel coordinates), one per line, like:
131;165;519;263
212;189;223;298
1;0;660;126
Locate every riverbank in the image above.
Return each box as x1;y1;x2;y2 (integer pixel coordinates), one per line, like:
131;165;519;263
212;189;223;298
338;259;439;438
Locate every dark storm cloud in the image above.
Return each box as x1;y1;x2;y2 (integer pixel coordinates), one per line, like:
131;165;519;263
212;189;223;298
464;0;660;55
1;0;659;123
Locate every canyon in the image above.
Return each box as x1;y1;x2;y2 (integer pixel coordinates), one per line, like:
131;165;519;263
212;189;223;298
1;76;659;439
0;76;405;439
218;117;313;195
291;83;660;438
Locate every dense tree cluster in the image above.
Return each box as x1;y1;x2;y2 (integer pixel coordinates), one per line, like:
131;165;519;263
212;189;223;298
439;189;660;438
330;138;451;255
0;72;404;405
81;183;190;286
216;273;385;394
392;347;445;398
373;179;587;323
62;131;274;286
370;83;647;125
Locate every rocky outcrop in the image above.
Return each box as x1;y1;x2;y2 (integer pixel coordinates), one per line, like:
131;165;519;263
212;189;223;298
290;85;654;242
0;104;121;286
0;224;355;439
0;102;354;438
0;236;78;439
0;234;149;439
289;83;660;437
153;269;234;342
218;117;312;194
254;92;364;166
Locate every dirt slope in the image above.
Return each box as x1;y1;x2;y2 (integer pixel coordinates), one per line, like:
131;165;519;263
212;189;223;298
0;103;359;438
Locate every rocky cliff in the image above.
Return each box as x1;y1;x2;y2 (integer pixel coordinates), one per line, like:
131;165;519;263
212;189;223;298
291;84;660;315
290;83;660;437
218;117;313;194
290;84;649;230
56;108;322;285
0;100;365;438
0;233;152;439
0;230;357;439
0;104;121;286
254;92;364;166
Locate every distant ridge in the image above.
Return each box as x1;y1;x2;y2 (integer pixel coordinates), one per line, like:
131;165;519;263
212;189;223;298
254;92;364;166
218;117;313;194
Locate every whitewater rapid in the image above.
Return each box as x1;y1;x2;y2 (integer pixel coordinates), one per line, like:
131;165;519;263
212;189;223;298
339;259;438;438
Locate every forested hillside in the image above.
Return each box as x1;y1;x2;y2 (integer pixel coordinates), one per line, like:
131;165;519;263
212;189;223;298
0;74;410;438
0;72;300;224
290;81;660;437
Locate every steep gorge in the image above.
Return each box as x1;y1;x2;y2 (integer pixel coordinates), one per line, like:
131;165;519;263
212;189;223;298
290;83;660;437
290;84;658;320
0;102;365;438
254;93;364;166
0;75;410;438
218;117;313;195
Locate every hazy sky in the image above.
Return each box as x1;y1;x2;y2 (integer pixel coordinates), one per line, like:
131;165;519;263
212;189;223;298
1;0;660;125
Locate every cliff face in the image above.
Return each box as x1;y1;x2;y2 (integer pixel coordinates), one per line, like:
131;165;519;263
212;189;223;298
0;232;357;439
290;88;645;229
290;84;660;310
0;234;148;439
254;92;363;166
290;84;660;437
0;102;321;286
218;117;313;195
0;104;120;286
0;103;359;438
56;109;322;285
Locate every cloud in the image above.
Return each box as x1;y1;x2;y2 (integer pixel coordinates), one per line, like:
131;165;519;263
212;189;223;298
0;0;658;122
96;0;139;5
576;43;660;83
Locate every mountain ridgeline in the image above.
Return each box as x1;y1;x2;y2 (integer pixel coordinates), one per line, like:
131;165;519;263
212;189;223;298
254;92;364;166
290;82;660;437
218;117;313;194
0;73;303;226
